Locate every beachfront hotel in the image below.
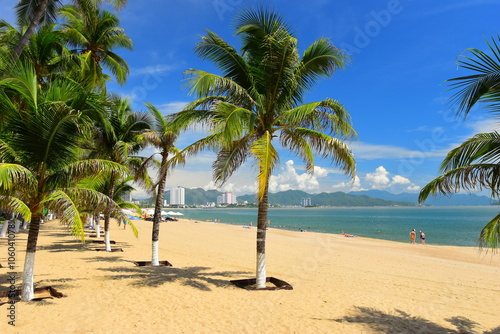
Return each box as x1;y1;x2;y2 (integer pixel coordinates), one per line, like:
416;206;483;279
170;186;185;206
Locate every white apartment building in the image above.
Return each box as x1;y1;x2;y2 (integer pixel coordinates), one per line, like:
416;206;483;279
170;186;185;205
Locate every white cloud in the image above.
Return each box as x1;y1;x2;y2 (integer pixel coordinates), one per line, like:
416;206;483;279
332;166;420;193
269;160;328;193
365;166;391;189
158;101;188;115
350;142;444;160
332;175;367;192
466;118;498;134
391;175;411;185
131;64;176;76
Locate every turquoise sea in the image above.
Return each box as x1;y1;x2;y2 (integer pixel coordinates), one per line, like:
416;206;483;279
174;206;499;247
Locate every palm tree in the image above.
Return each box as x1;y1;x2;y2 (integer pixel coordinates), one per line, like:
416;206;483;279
0;21;76;85
141;102;183;266
78;173;140;236
171;8;356;288
58;2;133;89
419;36;500;249
85;96;150;251
12;0;127;58
0;60;126;300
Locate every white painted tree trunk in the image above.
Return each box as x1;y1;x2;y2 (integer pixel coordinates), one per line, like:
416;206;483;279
21;252;36;301
105;230;111;251
95;218;101;238
14;220;21;233
0;220;8;237
152;240;159;266
256;252;267;288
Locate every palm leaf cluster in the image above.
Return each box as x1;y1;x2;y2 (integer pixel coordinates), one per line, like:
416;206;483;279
420;36;500;249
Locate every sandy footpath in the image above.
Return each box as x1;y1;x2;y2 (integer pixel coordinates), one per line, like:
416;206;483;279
0;217;499;333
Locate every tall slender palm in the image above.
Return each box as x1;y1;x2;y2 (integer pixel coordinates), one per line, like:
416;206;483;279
58;3;133;89
172;8;356;288
86;96;150;251
419;37;500;249
142;102;183;266
12;0;127;58
0;61;126;300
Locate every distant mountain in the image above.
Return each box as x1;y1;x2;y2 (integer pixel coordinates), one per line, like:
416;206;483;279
164;188;224;206
237;189;416;207
349;190;495;206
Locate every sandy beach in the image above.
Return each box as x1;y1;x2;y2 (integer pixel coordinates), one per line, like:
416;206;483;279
0;218;499;333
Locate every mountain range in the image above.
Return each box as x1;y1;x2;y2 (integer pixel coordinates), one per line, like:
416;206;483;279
146;188;495;207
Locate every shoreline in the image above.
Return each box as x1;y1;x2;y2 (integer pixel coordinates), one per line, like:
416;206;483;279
0;218;498;333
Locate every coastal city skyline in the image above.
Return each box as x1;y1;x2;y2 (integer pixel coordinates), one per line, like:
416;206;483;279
1;0;498;198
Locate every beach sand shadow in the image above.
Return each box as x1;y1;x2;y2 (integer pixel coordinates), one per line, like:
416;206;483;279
324;306;498;334
98;265;251;291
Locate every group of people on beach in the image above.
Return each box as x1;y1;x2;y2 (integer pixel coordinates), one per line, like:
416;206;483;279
409;229;425;244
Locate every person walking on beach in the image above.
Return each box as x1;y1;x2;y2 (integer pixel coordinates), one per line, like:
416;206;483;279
420;231;426;244
409;229;416;244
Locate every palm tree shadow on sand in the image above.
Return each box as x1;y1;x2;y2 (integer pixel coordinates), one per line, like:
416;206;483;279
97;265;251;291
323;306;500;334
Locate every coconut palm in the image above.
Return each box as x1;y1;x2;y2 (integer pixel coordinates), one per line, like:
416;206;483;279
419;36;500;249
58;3;133;88
0;60;126;300
85;96;150;251
171;8;356;288
0;21;76;85
12;0;127;58
141;102;183;266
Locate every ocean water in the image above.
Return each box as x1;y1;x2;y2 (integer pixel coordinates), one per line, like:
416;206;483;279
173;206;499;247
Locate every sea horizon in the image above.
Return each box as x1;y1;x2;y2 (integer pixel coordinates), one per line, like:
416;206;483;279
165;206;499;247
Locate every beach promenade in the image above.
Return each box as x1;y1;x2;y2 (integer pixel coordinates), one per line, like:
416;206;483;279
1;218;499;333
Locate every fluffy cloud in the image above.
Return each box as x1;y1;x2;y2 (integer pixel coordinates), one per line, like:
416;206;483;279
331;166;420;193
332;176;367;192
269;160;328;193
365;166;391;189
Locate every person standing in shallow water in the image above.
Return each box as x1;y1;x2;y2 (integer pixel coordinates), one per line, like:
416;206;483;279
420;231;426;244
410;229;416;244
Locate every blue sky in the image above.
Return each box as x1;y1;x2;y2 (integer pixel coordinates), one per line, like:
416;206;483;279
2;0;499;197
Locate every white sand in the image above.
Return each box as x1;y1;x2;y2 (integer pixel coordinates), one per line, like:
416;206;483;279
0;218;499;333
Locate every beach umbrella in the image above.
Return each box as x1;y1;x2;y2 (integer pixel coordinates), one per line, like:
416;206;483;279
166;211;183;216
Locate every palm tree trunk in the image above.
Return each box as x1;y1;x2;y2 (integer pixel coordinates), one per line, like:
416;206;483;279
255;183;270;289
104;175;116;252
21;214;43;301
13;0;50;59
94;214;101;238
152;155;168;266
0;219;8;237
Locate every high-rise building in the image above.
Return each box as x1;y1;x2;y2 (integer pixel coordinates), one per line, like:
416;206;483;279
170;187;185;205
301;198;311;207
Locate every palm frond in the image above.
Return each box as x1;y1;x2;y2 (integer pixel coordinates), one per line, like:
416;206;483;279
0;195;32;221
419;164;500;203
0;163;37;192
440;131;500;171
479;211;500;249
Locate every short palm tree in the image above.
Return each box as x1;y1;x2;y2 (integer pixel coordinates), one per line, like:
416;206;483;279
172;8;356;288
141;102;183;266
419;36;500;249
85;96;150;251
0;61;126;300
